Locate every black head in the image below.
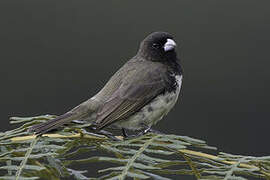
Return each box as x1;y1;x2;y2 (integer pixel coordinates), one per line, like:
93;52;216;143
137;32;178;62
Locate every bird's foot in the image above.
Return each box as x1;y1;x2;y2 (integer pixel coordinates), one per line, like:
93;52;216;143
140;124;164;135
122;127;163;140
86;126;120;141
122;128;129;138
122;128;141;139
137;127;162;136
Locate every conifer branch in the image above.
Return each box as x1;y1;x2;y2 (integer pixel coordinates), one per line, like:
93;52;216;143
0;115;269;179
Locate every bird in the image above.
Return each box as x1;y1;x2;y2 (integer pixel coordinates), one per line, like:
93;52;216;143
29;31;183;137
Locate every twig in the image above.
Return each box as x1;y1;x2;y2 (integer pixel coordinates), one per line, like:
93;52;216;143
119;134;161;180
9;133;270;178
15;137;38;180
178;150;201;179
180;149;270;178
10;133;107;142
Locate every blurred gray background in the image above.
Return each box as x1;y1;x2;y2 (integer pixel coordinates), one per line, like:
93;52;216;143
1;0;269;166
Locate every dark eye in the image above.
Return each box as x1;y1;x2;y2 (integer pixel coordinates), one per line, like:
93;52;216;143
152;43;160;49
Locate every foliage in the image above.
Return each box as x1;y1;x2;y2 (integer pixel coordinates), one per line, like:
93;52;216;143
0;115;269;180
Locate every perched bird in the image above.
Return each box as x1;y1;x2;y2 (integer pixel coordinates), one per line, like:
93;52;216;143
29;32;183;137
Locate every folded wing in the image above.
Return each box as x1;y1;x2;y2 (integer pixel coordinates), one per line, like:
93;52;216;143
94;62;167;129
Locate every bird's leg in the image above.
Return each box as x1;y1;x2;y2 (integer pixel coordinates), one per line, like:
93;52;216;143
83;125;120;141
125;126;150;138
142;126;151;134
122;128;128;138
123;125;164;139
140;124;164;135
122;128;139;139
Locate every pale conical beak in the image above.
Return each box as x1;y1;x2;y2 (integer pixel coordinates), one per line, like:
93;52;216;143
164;39;177;52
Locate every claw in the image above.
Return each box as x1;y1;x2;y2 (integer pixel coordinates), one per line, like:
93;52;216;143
122;128;128;138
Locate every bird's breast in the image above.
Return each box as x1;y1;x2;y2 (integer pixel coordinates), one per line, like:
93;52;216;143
115;75;182;130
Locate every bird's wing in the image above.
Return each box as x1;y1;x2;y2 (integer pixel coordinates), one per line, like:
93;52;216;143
94;63;167;129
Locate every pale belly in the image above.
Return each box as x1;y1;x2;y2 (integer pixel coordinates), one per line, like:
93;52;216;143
114;75;182;130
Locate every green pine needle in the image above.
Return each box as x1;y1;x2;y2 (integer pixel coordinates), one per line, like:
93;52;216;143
0;115;269;180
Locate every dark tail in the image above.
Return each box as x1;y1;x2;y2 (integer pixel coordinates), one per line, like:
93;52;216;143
28;113;74;135
28;99;99;135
